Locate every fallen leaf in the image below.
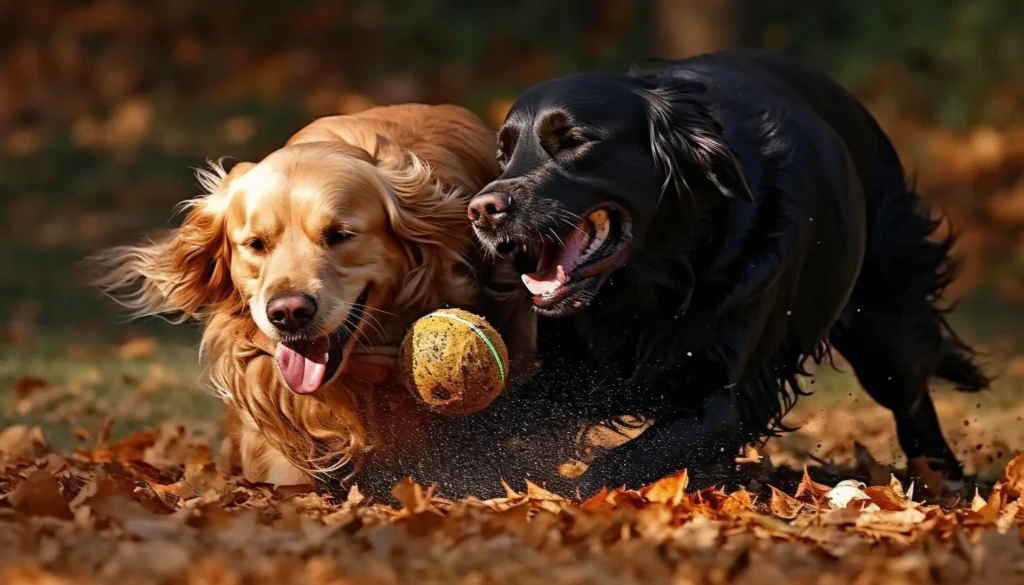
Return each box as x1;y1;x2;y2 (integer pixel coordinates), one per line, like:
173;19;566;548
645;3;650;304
794;466;831;503
0;425;50;459
118;336;157;360
1003;452;1024;497
827;480;873;510
525;480;563;501
391;478;428;513
864;484;910;511
7;470;73;519
639;469;688;506
13;376;49;399
769;486;805;519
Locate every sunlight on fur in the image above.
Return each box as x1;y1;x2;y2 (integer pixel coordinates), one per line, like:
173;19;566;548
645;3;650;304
86;104;534;487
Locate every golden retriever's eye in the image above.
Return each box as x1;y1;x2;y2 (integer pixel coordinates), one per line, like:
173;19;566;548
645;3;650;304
325;228;353;246
244;237;266;252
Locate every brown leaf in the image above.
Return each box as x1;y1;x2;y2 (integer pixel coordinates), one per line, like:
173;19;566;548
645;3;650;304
639;469;688;506
769;486;805;519
580;487;610;510
391;478;428;513
720;488;756;516
854;508;927;532
1003;452;1024;497
499;478;520;499
971;488;988;512
13;376;48;399
0;425;50;459
525;480;563;502
794;466;831;503
118;336;157;360
7;470;73;519
864;485;910;511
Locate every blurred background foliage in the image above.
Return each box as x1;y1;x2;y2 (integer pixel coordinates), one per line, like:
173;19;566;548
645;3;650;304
1;0;1023;329
2;0;1024;459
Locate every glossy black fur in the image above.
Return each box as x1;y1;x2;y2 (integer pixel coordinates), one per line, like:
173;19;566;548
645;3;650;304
453;50;989;496
365;51;988;498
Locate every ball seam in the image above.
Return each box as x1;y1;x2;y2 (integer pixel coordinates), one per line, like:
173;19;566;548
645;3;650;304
424;312;506;383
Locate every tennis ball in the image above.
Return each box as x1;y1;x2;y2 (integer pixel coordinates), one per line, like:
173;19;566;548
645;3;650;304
399;308;508;415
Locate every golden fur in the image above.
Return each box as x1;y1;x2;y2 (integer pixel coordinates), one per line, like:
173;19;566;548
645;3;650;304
89;104;535;487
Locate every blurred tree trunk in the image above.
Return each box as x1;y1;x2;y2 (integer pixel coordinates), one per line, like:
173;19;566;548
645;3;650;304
653;0;738;58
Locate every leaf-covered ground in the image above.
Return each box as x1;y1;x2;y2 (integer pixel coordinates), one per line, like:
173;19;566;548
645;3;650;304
4;420;1024;585
2;318;1024;585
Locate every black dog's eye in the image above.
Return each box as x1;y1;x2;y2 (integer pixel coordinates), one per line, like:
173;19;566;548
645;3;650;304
539;112;592;157
244;237;265;252
325;228;353;246
496;127;518;168
552;126;590;150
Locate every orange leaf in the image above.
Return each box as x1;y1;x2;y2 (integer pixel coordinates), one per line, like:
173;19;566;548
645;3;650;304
499;478;520;499
525;480;564;502
769;486;805;519
118;336;157;360
639;469;688;506
794;466;831;503
721;488;756;516
391;478;428;513
580;487;610;510
864;485;909;511
1003;452;1024;497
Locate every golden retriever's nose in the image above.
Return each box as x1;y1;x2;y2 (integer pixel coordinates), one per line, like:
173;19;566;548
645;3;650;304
266;293;318;333
468;192;511;229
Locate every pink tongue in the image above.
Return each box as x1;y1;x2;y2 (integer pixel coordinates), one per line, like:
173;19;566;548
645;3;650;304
274;338;330;395
521;223;588;296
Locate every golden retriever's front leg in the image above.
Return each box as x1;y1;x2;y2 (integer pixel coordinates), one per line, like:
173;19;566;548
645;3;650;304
235;412;313;487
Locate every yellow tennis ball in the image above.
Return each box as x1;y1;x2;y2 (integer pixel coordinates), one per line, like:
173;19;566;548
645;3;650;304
399;308;509;415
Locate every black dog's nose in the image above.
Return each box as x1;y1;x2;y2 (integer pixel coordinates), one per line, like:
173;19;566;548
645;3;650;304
266;293;317;332
468;192;511;229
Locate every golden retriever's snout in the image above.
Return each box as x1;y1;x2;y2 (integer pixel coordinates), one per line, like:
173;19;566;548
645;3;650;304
266;293;318;333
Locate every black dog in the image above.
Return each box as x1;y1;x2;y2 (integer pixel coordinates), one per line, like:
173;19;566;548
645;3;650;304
464;50;989;495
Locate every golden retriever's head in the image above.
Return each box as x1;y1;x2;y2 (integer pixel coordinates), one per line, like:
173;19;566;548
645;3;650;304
89;139;476;396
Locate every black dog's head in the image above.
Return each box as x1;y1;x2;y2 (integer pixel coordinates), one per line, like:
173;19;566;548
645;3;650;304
469;72;751;317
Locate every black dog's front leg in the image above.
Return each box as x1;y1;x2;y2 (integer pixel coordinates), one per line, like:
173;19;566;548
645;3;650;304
576;389;747;496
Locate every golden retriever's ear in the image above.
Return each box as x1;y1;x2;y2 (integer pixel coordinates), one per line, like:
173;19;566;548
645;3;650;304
372;148;476;310
85;160;252;322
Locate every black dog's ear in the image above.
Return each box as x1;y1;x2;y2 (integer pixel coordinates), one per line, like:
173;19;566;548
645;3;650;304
640;82;753;207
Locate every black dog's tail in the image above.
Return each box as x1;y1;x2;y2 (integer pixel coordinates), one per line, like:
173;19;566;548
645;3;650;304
850;119;990;393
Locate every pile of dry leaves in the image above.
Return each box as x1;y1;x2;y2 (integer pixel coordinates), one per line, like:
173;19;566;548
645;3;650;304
2;424;1024;584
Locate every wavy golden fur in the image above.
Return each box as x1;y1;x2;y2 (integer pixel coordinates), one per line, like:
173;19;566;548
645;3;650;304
88;104;535;487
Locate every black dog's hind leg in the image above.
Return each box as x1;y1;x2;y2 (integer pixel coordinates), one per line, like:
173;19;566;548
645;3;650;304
830;303;971;480
829;146;988;481
576;389;747;496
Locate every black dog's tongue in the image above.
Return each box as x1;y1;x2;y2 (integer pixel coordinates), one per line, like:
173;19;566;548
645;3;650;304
521;225;587;296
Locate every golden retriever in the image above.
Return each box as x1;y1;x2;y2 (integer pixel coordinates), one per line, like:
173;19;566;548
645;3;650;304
89;104;536;489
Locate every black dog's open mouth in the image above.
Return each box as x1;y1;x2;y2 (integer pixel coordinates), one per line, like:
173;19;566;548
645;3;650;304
274;286;371;395
501;206;632;311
